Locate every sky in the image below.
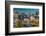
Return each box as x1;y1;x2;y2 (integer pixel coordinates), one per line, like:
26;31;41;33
13;8;39;14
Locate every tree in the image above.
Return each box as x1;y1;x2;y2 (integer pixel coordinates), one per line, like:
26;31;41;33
16;19;23;28
36;12;39;16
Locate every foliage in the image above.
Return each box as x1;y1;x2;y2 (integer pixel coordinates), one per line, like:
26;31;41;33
16;20;23;28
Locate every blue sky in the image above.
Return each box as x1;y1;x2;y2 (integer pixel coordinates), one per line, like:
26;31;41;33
13;8;39;14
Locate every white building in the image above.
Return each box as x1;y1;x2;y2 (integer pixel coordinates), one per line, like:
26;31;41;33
23;18;29;24
30;16;35;21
